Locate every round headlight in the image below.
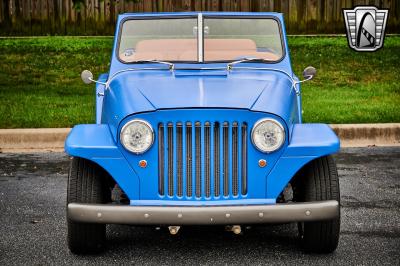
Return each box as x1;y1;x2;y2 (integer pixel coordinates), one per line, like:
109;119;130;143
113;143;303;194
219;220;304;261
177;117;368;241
120;119;154;154
251;118;285;153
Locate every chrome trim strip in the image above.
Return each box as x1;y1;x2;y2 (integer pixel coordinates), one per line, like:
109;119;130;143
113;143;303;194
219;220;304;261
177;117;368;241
198;13;204;62
68;200;339;225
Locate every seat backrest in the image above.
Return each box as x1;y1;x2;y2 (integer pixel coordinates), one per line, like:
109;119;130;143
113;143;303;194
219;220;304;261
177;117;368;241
121;38;274;61
205;39;257;51
135;39;197;52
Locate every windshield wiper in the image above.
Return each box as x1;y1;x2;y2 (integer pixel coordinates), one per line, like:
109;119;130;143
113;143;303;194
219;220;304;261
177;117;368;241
130;59;175;70
227;57;268;70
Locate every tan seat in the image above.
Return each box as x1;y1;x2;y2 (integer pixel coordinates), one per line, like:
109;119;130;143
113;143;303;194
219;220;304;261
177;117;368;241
136;39;197;52
180;51;280;61
205;39;257;51
120;39;279;62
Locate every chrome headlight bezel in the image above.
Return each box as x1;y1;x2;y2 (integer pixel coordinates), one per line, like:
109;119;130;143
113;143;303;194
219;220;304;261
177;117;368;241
120;119;154;154
251;118;285;153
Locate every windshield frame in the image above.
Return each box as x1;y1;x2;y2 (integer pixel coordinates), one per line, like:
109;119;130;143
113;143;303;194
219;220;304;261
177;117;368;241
116;14;286;65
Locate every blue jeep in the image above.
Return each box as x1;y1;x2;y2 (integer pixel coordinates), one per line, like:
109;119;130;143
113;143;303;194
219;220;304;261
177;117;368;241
65;12;340;254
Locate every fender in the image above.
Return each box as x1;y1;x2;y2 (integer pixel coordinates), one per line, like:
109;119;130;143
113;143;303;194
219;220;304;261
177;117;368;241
266;123;340;199
65;123;338;203
65;124;140;200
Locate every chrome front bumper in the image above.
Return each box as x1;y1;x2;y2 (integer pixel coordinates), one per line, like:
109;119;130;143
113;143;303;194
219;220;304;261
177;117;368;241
67;200;339;225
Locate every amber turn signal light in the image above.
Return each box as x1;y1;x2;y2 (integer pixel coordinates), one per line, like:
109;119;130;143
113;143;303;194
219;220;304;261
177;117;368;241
139;160;147;168
258;159;267;168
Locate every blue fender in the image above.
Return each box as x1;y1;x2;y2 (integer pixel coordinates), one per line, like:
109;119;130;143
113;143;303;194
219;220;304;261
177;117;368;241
65;123;339;203
65;124;140;200
266;123;340;199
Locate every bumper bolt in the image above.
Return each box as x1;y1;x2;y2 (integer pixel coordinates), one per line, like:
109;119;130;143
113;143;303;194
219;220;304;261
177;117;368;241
168;226;180;235
232;225;241;235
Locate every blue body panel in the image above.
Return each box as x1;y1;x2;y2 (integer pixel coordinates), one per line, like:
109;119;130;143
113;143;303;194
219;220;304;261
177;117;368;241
266;124;340;199
65;120;339;204
102;70;299;142
64;12;340;206
65;124;140;200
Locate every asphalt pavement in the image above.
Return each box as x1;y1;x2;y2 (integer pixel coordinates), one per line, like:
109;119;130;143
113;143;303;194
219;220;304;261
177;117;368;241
0;147;399;265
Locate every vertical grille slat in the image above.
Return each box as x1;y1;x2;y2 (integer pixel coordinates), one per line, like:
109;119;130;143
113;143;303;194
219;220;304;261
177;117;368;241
213;122;220;197
176;123;183;197
159;120;248;200
232;122;239;196
195;122;201;198
167;123;174;197
205;122;211;198
223;122;229;197
186;122;193;197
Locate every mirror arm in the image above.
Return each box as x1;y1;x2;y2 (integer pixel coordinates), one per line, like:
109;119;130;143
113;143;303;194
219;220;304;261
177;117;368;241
292;75;313;95
88;77;107;86
295;75;313;84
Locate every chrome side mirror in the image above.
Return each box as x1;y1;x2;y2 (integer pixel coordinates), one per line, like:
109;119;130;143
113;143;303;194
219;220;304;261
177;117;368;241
303;66;317;80
81;70;94;84
81;70;107;87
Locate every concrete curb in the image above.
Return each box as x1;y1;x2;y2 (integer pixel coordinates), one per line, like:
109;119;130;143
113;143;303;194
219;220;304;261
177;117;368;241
330;123;400;147
0;128;70;152
0;124;399;152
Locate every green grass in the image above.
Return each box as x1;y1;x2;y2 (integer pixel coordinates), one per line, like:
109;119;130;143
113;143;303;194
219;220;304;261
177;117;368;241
0;36;399;128
289;36;400;124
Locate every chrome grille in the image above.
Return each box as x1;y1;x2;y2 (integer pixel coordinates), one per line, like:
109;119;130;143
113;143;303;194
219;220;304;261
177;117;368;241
158;121;248;199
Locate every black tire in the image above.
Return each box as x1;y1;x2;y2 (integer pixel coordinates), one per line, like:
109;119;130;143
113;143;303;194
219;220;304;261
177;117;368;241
295;155;340;253
67;157;108;254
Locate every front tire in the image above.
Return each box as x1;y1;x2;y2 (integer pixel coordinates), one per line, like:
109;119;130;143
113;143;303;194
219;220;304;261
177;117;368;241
67;157;108;254
295;155;340;253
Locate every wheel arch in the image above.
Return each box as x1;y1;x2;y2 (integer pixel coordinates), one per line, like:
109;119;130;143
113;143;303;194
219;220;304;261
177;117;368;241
65;124;140;200
68;156;117;193
266;123;340;200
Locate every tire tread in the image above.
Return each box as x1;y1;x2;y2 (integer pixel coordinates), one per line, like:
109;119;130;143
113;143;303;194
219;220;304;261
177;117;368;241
67;157;107;254
298;155;340;253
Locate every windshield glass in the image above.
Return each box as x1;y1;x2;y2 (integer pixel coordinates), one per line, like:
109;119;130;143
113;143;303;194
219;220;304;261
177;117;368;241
118;16;283;63
119;18;198;63
204;18;283;61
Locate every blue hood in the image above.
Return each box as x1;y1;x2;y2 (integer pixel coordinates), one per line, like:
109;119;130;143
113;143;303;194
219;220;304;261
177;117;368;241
102;70;298;139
